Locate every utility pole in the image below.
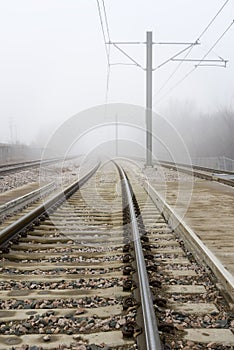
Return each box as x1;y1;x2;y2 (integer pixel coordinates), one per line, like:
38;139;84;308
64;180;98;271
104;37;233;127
107;31;226;166
146;31;153;166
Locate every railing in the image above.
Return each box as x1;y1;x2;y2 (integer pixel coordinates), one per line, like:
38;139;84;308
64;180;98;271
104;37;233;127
192;156;234;172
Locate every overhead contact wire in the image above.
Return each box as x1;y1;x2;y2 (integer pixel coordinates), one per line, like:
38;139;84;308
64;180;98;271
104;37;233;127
96;0;110;64
155;0;231;99
96;0;111;105
102;0;111;42
196;19;234;66
156;19;234;104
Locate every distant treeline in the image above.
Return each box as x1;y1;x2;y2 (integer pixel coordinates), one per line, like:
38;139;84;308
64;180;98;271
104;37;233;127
158;102;234;160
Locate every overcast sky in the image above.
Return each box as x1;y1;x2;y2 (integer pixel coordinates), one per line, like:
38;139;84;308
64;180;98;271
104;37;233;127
0;0;233;145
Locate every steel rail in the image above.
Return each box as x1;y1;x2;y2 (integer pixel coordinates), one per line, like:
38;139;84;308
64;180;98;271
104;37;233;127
118;165;162;350
0;159;42;169
0;157;69;175
0;163;99;248
0;182;56;222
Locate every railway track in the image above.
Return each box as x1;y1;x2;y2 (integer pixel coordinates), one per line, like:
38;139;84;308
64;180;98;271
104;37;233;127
0;157;80;224
0;158;67;176
0;182;56;225
0;161;233;349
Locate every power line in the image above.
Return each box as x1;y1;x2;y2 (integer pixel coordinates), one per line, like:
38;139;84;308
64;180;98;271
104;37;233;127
196;19;234;67
200;42;225;61
155;45;196;96
155;20;234;105
101;0;111;42
96;0;110;64
198;0;230;40
154;0;231;98
157;68;196;103
101;0;111;104
105;48;111;105
96;0;112;105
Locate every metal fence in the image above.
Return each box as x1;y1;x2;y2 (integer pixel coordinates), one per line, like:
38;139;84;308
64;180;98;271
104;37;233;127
192;156;234;172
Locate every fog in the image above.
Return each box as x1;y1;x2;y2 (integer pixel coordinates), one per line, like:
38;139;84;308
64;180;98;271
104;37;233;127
0;1;233;161
159;101;234;160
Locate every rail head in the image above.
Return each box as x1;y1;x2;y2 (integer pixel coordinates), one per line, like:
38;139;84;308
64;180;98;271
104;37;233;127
117;164;162;350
